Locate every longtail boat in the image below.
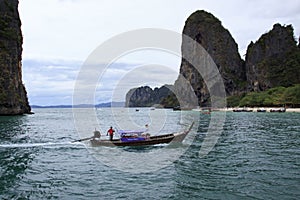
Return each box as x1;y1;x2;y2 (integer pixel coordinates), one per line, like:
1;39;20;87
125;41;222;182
86;122;194;147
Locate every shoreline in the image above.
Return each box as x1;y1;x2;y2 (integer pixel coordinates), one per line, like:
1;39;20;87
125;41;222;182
220;107;300;113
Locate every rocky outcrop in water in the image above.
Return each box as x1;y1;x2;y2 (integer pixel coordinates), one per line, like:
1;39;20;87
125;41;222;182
0;0;31;115
245;23;300;91
175;10;246;107
125;85;173;107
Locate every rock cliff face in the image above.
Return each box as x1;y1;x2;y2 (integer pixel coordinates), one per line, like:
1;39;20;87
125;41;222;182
176;10;246;106
0;0;31;115
245;24;300;91
126;10;300;108
126;85;173;107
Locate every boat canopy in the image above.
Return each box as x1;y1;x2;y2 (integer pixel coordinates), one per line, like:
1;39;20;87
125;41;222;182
118;130;146;137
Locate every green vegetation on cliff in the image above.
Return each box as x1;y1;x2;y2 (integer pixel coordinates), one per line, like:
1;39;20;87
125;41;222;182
272;50;300;87
160;93;179;108
246;24;300;91
227;84;300;107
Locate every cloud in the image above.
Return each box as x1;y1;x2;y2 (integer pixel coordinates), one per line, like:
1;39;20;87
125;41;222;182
22;59;81;105
23;58;178;105
196;0;300;54
19;0;300;105
98;63;178;103
19;0;300;61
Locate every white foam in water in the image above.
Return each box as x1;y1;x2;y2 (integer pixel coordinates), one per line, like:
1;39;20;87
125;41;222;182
0;141;83;148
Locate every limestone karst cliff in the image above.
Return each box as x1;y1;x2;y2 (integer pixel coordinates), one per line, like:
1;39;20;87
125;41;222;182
177;10;246;107
125;85;173;107
125;10;300;108
245;23;300;92
0;0;31;115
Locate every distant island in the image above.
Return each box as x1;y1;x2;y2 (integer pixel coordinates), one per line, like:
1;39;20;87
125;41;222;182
126;10;300;108
31;102;125;109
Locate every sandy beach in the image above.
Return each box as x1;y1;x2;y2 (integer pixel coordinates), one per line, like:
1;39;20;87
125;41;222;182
222;107;300;113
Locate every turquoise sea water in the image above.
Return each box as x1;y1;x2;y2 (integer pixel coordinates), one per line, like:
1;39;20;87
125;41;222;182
0;108;299;199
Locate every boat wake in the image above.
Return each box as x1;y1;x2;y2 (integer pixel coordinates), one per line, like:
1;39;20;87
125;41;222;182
0;141;84;149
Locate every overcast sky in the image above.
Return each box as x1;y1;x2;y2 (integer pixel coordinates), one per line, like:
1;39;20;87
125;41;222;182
18;0;300;106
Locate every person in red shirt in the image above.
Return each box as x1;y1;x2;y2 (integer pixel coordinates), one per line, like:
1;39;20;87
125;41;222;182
107;126;115;141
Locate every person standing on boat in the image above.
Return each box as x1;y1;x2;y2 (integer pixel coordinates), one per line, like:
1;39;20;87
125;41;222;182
107;126;115;141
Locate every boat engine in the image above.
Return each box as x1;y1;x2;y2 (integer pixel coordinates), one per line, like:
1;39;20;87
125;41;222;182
93;130;101;138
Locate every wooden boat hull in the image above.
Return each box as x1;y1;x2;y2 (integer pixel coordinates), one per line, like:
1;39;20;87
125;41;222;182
90;135;174;147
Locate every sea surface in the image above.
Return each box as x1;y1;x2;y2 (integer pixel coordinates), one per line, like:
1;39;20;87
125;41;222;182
0;108;299;199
